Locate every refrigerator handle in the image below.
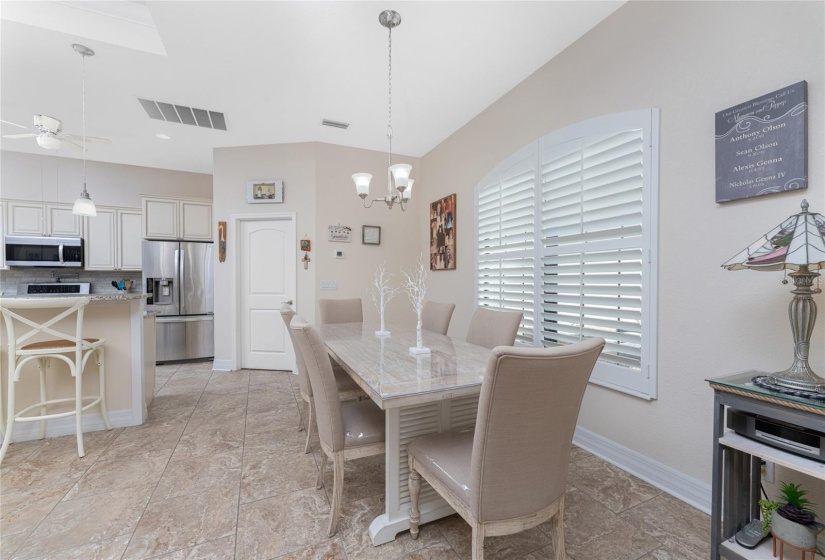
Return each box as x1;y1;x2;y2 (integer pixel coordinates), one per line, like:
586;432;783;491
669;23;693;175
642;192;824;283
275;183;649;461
179;249;185;311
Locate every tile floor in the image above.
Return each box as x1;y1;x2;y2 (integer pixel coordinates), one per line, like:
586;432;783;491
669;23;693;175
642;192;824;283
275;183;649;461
0;363;710;559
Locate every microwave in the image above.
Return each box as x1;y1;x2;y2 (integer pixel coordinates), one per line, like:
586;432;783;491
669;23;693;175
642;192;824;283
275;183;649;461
5;236;84;268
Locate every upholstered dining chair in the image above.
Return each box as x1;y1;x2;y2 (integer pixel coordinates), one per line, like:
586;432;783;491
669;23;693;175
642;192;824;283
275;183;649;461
280;305;364;454
421;301;456;335
407;338;605;560
465;307;523;349
319;298;363;324
289;314;385;537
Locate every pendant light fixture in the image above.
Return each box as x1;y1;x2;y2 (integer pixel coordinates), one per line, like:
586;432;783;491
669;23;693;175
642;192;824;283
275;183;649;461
352;10;413;211
71;43;97;217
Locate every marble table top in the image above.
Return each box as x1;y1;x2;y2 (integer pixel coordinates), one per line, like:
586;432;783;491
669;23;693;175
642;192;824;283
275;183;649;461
319;322;492;409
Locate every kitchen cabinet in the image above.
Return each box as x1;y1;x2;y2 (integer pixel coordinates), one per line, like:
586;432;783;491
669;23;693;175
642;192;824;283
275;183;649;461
84;207;144;271
143;196;212;240
6;201;82;237
0;202;5;269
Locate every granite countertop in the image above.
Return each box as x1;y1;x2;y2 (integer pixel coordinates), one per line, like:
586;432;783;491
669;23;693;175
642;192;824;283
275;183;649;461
1;293;149;302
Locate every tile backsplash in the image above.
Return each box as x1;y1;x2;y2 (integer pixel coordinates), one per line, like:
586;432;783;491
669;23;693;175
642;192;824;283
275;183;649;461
0;268;143;296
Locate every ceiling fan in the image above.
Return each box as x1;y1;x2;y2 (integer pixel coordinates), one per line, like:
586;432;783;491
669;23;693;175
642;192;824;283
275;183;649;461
1;114;110;152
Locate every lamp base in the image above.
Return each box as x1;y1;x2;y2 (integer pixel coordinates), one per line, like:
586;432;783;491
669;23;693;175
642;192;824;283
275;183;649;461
769;368;825;394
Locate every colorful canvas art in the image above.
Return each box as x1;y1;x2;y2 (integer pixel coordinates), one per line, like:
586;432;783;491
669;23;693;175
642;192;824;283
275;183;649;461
430;194;456;270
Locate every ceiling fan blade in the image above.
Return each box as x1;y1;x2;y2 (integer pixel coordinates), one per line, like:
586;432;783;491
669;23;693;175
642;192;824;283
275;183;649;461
58;139;84;153
62;134;111;145
0;119;37;132
3;133;38;139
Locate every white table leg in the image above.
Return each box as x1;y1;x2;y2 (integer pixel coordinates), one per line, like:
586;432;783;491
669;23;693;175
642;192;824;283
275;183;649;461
369;395;479;546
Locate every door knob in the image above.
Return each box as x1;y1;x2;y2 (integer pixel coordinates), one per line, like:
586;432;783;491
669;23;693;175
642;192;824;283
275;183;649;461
285;299;294;306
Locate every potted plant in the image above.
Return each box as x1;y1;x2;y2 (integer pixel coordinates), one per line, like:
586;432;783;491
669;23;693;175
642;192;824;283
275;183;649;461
767;482;825;550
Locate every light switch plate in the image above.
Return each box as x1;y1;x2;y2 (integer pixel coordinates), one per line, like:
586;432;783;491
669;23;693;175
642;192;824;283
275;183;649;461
320;280;338;291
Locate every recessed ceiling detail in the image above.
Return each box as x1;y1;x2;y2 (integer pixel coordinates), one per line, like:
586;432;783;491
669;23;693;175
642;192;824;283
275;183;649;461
322;119;350;130
138;98;227;131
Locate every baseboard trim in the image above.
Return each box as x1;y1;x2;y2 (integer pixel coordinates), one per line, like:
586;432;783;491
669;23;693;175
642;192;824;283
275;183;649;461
212;359;233;371
573;426;711;515
5;409;136;443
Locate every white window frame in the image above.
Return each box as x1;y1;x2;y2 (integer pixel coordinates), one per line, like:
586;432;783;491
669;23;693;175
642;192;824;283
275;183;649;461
474;109;659;400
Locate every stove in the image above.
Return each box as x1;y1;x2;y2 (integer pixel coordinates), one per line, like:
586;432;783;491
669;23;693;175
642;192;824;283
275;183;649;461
18;282;91;296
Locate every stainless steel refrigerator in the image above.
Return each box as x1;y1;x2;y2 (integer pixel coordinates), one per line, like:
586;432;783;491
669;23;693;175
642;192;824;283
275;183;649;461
143;240;214;362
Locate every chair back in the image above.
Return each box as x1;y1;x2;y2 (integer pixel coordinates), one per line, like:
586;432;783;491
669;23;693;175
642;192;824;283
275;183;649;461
465;307;522;349
319;298;363;324
280;305;311;397
289;315;345;452
421;301;456;335
0;297;92;381
469;338;604;522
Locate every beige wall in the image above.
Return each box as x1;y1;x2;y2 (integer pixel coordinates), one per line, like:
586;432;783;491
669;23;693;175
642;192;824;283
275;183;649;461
0;151;212;207
417;0;824;500
211;142;420;366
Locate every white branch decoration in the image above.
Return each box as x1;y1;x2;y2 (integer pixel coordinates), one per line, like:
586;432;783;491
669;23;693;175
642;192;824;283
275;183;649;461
403;253;430;354
368;261;399;336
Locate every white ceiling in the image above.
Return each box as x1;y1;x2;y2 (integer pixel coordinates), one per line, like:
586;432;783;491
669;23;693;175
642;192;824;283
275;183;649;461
1;1;624;174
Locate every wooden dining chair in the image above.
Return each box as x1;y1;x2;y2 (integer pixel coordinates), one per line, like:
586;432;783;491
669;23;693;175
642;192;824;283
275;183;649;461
280;305;364;454
289;314;385;537
407;338;605;560
319;298;363;324
421;301;456;335
465;307;523;349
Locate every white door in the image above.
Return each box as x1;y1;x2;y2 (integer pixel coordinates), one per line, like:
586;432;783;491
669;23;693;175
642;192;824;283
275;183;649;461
239;217;295;370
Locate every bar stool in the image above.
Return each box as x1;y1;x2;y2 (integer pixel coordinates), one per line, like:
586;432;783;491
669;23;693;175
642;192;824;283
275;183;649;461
0;297;112;462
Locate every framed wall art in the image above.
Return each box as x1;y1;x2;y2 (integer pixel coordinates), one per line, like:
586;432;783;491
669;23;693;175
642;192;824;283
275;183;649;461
328;224;352;242
429;193;456;270
246;180;284;203
362;225;381;245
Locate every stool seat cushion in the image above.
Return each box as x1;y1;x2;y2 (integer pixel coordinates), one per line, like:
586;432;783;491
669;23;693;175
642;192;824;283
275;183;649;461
21;338;102;351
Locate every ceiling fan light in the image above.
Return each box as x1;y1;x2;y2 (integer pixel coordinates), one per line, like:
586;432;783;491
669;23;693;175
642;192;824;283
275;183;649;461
36;133;62;150
72;189;97;216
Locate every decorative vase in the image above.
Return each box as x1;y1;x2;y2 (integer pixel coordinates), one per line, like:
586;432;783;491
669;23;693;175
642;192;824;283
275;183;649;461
771;511;818;550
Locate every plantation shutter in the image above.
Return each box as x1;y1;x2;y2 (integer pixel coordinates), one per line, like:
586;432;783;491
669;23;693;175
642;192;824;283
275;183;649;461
475;144;537;345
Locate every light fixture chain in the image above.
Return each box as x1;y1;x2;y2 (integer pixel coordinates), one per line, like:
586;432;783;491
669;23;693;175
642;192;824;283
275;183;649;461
82;51;87;187
387;24;392;169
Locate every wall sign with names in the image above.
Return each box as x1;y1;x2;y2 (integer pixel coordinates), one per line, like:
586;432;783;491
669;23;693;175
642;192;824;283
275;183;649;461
327;224;352;243
715;81;807;203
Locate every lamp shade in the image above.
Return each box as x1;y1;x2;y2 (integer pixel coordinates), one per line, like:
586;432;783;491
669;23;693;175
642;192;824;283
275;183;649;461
72;189;97;217
389;163;412;191
722;200;825;271
402;179;413;201
352;173;372;198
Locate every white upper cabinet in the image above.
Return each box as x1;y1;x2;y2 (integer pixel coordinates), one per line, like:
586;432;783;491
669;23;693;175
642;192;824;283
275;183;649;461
85;207;144;271
143;196;212;241
0;202;5;268
8;202;46;235
7;202;83;237
143;197;179;240
46;204;83;237
84;208;117;270
118;209;143;270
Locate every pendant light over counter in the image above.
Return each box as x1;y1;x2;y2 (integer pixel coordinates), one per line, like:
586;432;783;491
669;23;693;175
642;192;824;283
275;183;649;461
71;43;97;217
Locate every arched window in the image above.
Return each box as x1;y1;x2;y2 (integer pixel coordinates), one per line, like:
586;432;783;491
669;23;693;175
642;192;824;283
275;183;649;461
475;109;659;399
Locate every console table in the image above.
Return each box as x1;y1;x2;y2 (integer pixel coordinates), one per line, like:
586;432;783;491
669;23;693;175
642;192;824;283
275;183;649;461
707;371;825;560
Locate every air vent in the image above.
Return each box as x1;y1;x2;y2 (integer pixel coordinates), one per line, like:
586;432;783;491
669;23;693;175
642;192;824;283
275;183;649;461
137;98;228;131
322;119;350;130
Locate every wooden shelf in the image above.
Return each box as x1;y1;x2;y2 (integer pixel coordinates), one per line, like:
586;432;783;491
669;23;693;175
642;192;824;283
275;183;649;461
719;431;825;480
721;537;824;560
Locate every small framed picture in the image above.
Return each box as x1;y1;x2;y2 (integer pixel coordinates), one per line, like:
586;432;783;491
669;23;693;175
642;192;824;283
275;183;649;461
246;180;284;204
362;225;381;245
300;239;311;252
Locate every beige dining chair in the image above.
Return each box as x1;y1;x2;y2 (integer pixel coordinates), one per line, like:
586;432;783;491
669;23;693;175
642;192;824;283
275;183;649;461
465;307;523;349
407;338;605;560
421;301;456;335
289;314;386;537
280;306;364;454
0;297;113;462
319;298;363;324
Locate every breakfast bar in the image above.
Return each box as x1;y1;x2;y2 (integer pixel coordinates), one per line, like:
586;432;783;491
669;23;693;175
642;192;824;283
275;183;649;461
0;293;151;443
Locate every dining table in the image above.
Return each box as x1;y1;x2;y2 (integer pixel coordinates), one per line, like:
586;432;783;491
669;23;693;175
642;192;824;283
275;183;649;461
318;321;492;546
